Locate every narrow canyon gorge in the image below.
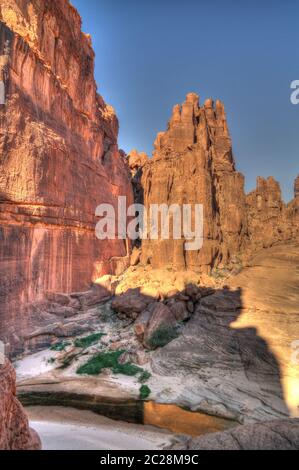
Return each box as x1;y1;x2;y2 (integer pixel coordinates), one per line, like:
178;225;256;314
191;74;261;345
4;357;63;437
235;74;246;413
0;0;298;451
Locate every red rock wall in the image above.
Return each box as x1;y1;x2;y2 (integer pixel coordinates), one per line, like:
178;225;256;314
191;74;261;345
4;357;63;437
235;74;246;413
0;359;41;450
0;0;133;351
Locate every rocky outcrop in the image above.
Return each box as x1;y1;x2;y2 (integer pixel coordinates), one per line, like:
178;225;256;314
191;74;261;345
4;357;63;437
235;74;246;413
130;94;298;273
139;93;248;272
150;244;299;422
111;275;213;350
0;360;41;450
245;176;292;252
286;175;299;240
152;287;289;423
0;0;133;353
171;419;299;450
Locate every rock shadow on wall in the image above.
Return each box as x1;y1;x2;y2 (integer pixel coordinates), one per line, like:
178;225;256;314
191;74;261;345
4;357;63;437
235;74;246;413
113;283;290;421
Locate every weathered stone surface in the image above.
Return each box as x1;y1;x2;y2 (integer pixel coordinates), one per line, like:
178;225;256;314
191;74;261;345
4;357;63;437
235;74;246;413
127;149;148;176
0;360;41;450
286;175;299;241
0;0;133;353
70;285;111;310
246;176;290;252
171;419;299;450
140;93;248;272
143;303;177;349
112;289;155;320
152;292;287;422
169;301;190;322
134;304;157;341
152;244;299;423
130;247;142;267
129;94;298;273
127;149;148;208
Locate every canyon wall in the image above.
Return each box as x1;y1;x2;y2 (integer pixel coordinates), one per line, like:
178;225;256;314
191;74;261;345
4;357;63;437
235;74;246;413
130;94;298;272
0;0;133;352
0;360;41;450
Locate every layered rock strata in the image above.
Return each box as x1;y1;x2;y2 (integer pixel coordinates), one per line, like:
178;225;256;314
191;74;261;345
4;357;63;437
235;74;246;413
170;419;299;450
0;360;41;450
0;0;133;352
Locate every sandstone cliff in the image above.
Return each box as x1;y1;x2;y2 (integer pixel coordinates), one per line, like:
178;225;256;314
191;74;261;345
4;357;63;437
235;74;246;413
137;93;248;272
0;0;133;353
130;95;298;272
0;360;41;450
245;176;296;252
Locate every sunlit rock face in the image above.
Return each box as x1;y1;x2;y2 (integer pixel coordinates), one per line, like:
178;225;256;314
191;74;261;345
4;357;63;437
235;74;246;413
0;360;41;450
245;176;295;252
286;175;299;240
140;93;248;272
135;94;298;272
0;0;133;353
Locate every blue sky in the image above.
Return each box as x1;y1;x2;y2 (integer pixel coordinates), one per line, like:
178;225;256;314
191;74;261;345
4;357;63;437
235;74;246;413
72;0;298;201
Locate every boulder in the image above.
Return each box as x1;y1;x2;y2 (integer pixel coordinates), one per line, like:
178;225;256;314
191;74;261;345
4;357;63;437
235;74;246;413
134;304;157;341
130;247;142;267
45;292;71;306
170;301;190;322
0;360;41;450
184;420;299;450
143;303;177;349
112;290;155;319
200;290;242;312
70;285;111;309
47;305;77;319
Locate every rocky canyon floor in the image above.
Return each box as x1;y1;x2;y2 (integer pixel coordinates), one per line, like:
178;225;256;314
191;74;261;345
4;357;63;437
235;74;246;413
13;242;299;449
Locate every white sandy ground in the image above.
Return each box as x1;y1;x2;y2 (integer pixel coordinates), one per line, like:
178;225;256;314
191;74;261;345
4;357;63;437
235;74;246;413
15;349;57;379
27;406;175;451
14;346;186;407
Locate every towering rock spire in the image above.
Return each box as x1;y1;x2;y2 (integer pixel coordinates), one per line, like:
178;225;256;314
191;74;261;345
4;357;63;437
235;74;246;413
140;93;247;272
136;93;299;272
154;93;234;171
